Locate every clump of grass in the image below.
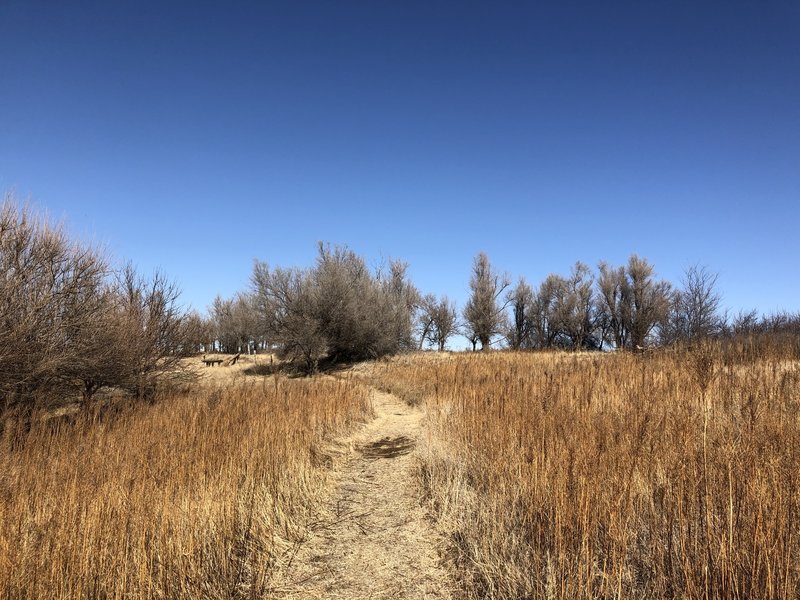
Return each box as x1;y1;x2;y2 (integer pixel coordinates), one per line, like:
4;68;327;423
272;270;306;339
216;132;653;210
381;347;800;599
0;375;370;598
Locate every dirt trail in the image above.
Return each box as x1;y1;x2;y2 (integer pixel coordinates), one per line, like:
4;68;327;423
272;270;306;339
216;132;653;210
280;386;453;599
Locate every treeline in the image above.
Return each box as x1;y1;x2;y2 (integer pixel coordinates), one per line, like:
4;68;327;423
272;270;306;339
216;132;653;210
212;250;800;371
0;197;207;412
460;252;800;352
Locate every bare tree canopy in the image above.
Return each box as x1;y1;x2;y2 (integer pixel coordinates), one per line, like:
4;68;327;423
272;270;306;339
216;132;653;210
597;262;628;350
0;198;108;408
463;252;510;351
211;293;260;353
182;311;215;354
113;264;193;399
595;256;671;350
419;294;458;351
506;278;534;350
663;265;723;343
626;255;672;348
251;243;418;372
554;262;595;350
519;264;600;351
0;195;194;411
529;274;562;349
11;189;800;404
377;258;420;353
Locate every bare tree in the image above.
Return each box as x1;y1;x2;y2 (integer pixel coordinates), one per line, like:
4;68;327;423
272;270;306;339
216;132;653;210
113;264;192;399
58;288;129;404
0;197;109;409
597;256;671;350
506;278;534;350
627;255;671;349
671;265;723;342
597;262;628;349
0;196;195;409
463;252;510;350
593;296;613;351
252;262;326;373
730;308;759;336
522;264;597;351
419;295;458;351
417;293;437;349
554;262;595;350
463;327;480;352
182;311;215;354
377;259;420;352
314;244;388;361
432;296;458;351
211;293;259;353
529;274;562;349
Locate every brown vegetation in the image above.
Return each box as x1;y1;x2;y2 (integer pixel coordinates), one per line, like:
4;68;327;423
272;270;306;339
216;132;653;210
250;243;419;372
0;375;370;598
0;197;197;411
376;342;800;599
6;193;800;598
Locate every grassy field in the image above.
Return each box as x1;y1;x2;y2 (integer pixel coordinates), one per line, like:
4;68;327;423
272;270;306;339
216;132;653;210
376;344;800;599
0;374;370;598
2;342;799;598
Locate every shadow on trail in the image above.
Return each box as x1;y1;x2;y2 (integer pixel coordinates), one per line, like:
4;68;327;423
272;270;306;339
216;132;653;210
358;436;416;459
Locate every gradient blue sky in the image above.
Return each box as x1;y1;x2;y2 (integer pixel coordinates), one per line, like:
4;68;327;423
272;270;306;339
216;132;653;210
2;1;799;325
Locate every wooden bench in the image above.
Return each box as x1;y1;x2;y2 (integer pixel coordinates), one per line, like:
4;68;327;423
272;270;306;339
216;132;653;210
202;358;224;367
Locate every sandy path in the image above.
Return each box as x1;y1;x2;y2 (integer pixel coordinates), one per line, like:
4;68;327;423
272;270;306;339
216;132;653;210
279;387;453;599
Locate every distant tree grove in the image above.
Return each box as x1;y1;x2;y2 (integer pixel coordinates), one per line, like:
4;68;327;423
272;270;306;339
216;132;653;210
3;193;800;407
217;248;800;370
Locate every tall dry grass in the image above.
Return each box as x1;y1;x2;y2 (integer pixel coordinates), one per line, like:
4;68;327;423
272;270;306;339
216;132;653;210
379;345;800;599
0;375;370;598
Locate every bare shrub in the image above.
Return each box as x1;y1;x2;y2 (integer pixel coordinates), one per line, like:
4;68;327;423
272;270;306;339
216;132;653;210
251;243;417;372
112;264;194;399
0;197;108;410
0;196;196;410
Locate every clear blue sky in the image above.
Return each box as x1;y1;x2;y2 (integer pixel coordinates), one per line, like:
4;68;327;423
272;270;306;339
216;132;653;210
2;1;799;326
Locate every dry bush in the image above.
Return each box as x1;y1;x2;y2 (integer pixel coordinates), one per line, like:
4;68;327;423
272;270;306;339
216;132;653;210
380;346;800;599
1;196;197;411
251;244;419;373
0;197;108;409
0;376;370;598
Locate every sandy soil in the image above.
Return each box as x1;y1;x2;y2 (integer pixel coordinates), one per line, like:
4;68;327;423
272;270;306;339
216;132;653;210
278;385;454;599
183;352;278;384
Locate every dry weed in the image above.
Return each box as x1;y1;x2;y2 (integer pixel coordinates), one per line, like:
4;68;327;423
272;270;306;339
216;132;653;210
382;347;800;599
0;375;370;598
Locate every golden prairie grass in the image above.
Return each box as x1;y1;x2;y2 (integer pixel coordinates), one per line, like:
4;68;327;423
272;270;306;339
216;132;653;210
0;375;370;599
378;344;800;599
